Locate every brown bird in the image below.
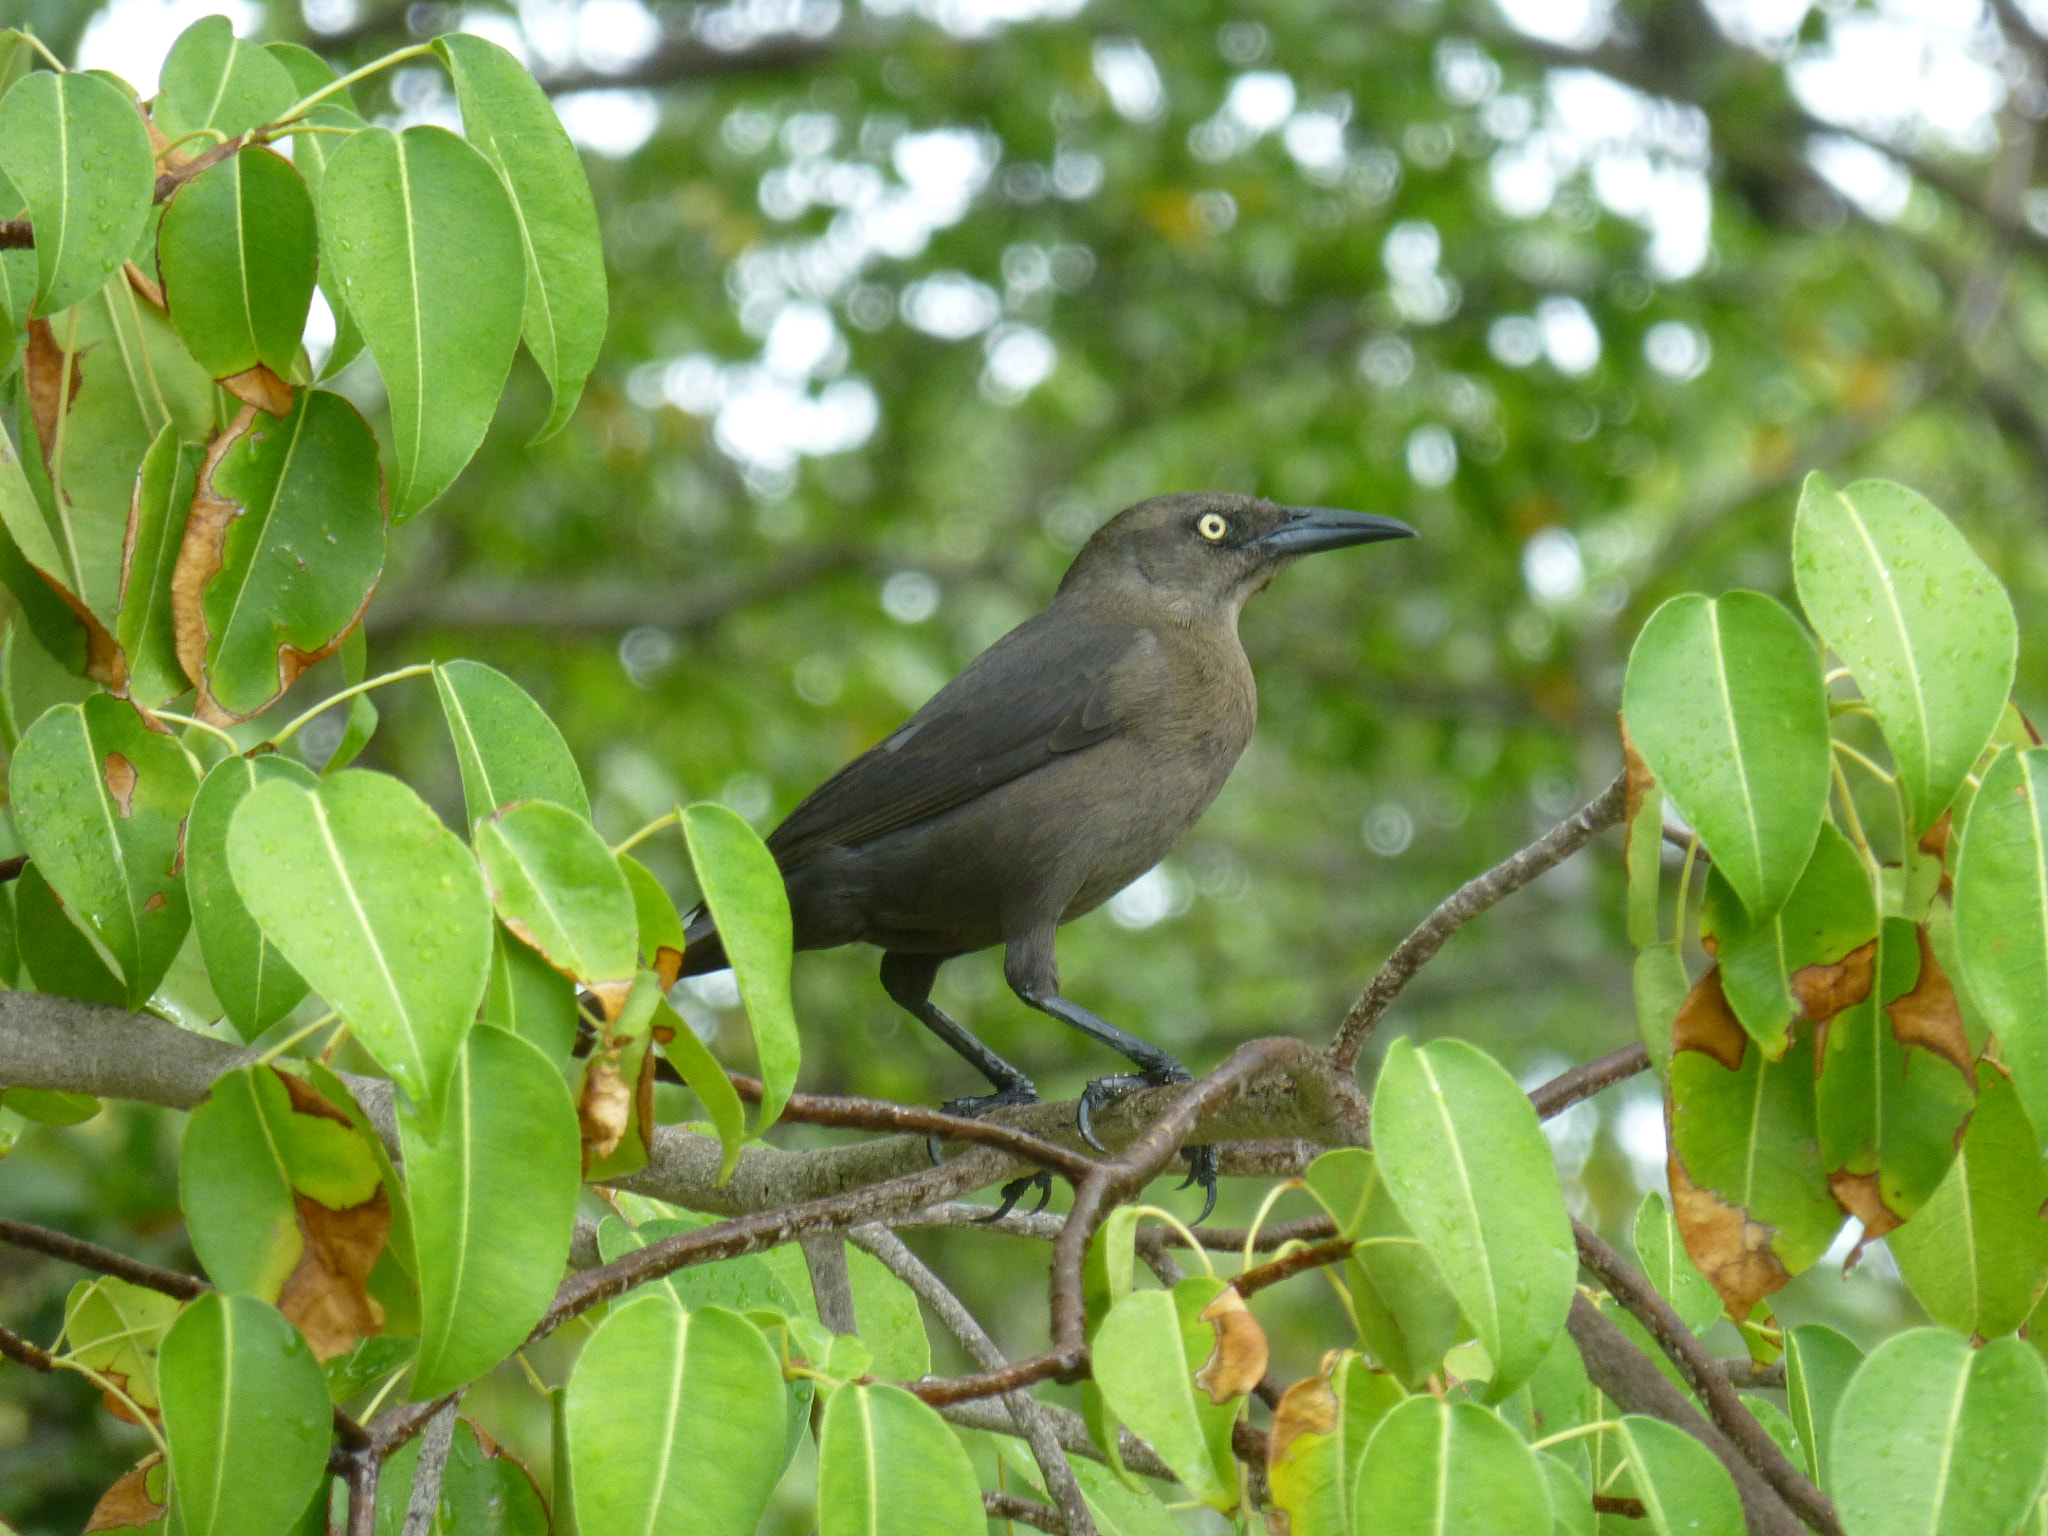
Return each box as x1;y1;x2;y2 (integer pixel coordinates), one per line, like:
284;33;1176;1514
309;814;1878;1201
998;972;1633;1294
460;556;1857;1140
681;492;1415;1216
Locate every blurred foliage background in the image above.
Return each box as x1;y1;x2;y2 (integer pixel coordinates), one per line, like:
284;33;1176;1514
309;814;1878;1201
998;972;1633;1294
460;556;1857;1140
8;0;2048;1526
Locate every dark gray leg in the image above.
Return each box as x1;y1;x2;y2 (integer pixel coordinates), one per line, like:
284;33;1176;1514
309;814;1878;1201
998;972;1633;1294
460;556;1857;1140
1003;930;1217;1221
880;950;1048;1221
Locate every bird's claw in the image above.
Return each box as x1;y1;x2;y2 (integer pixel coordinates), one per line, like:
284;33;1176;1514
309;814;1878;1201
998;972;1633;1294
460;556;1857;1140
1077;1067;1210;1220
1075;1072;1148;1153
1177;1144;1219;1225
977;1170;1055;1223
927;1083;1040;1169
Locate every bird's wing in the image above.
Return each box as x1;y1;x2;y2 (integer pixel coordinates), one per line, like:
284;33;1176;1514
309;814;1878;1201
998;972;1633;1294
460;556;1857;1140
765;613;1149;869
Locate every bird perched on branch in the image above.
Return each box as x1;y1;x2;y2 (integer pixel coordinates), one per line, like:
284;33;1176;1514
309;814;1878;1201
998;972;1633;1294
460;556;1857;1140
681;493;1415;1218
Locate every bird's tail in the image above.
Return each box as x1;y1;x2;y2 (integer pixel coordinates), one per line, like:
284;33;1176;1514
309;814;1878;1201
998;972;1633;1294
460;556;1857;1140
676;905;728;976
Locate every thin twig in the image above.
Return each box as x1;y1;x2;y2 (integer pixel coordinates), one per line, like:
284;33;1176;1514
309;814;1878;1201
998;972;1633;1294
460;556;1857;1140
1528;1043;1650;1120
400;1400;459;1536
1232;1238;1355;1298
938;1397;1179;1483
0;1321;54;1371
985;1492;1067;1534
1330;773;1629;1069
345;1450;379;1536
800;1234;859;1336
0;1217;209;1299
1576;1223;1843;1536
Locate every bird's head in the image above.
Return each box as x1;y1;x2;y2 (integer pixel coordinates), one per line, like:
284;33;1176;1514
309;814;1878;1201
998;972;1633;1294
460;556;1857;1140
1057;492;1417;622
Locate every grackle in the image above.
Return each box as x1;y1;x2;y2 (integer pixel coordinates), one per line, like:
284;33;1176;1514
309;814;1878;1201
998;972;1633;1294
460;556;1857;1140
680;493;1415;1219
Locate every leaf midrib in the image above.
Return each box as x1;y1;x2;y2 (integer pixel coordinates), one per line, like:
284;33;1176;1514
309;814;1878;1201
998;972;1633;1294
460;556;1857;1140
1833;488;1933;798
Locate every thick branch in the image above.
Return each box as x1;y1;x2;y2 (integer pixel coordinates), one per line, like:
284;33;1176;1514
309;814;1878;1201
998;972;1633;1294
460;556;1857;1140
1330;773;1628;1069
1576;1224;1842;1536
1568;1295;1802;1536
0;1216;208;1299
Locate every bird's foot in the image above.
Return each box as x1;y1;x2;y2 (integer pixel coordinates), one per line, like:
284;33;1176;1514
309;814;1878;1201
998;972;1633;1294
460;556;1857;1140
1076;1067;1215;1224
924;1083;1040;1167
976;1170;1056;1224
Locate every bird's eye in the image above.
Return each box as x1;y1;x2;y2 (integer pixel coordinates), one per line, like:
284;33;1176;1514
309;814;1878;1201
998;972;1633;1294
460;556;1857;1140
1197;513;1229;542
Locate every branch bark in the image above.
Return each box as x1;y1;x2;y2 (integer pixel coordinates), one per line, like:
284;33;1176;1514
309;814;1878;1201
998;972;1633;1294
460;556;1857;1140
0;1216;207;1299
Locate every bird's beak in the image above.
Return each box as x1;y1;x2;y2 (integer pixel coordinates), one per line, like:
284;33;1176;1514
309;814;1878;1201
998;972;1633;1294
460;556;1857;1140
1254;506;1419;556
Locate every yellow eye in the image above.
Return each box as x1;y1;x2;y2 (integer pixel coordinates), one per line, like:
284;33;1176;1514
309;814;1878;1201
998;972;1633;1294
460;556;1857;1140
1198;513;1229;542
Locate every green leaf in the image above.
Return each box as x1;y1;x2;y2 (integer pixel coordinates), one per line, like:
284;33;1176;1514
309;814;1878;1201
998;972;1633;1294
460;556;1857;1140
317;125;525;521
0;452;93;676
434;32;608;441
1622;590;1831;919
157;146;318;383
262;43;367;381
621;851;687;967
654;996;746;1182
1630;1192;1722;1337
817;1381;986;1536
63;1275;182;1414
566;1294;787;1536
1371;1037;1575;1400
0;155;34;334
228;769;492;1125
483;923;579;1067
434;659;588;824
377;1418;548;1536
1265;1351;1402;1536
401;1024;580;1398
1889;1063;2048;1338
1783;1323;1861;1492
1793;473;2018;833
683;802;800;1132
758;1239;933;1381
1091;1277;1243;1511
1954;747;2048;1149
180;1064;383;1304
13;861;125;1005
182;387;385;723
1814;917;1975;1228
157;1293;331;1536
477;799;638;1006
0;1085;97;1124
1633;941;1688;1075
1351;1396;1551;1536
187;754;315;1039
1614;1415;1743;1536
1539;1452;1595;1536
1331;1153;1467;1390
153;15;296;141
1832;1329;2048;1536
0;69;155;317
118;426;198;709
10;694;196;1007
1700;821;1876;1060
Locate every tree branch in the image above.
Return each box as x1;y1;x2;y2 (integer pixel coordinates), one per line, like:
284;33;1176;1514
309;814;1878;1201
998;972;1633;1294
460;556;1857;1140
1528;1042;1650;1120
1232;1238;1354;1298
1329;773;1629;1070
0;1216;208;1299
1576;1223;1842;1536
0;1321;55;1372
984;1491;1067;1534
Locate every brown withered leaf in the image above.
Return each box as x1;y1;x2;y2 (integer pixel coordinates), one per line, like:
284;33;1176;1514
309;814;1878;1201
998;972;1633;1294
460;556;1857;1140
1267;1370;1338;1470
653;944;684;992
24;318;82;462
1828;1170;1902;1244
1672;966;1747;1072
221;363;293;418
1792;940;1875;1034
579;1058;633;1163
170;405;258;721
275;1068;354;1126
97;1371;154;1426
1620;721;1656;848
123;261;166;311
1885;926;1975;1079
1918;810;1952;864
278;1188;390;1360
1668;1141;1791;1321
85;1454;165;1532
104;752;137;819
587;976;634;1024
1195;1286;1269;1405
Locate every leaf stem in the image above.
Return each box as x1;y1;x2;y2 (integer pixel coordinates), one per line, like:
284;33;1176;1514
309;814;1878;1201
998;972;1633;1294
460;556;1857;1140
156;126;230;160
1238;1177;1303;1272
1672;834;1700;947
1129;1206;1214;1278
272;41;435;126
269;663;434;748
612;808;680;856
21;31;66;71
1831;753;1879;875
50;1358;169;1457
1831;740;1895;786
1528;1419;1623;1452
152;710;242;753
255;1010;342;1065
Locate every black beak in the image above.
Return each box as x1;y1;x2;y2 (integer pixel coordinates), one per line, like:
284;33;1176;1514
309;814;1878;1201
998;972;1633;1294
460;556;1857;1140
1253;506;1419;556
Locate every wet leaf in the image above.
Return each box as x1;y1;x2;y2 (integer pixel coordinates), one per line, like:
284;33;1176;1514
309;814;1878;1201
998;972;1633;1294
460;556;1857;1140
1622;590;1831;919
1371;1036;1574;1400
1351;1396;1551;1536
10;693;195;1007
186;753;315;1039
157;1293;330;1536
684;802;800;1131
1265;1351;1402;1536
228;769;492;1126
1321;1150;1466;1389
317;125;525;520
1630;1191;1723;1336
14;861;126;1007
477;798;638;1010
1614;1414;1743;1536
1092;1277;1243;1510
483;922;579;1067
1783;1323;1861;1492
118;426;198;708
172;389;384;724
262;43;366;380
152;15;295;142
652;994;746;1182
64;1276;181;1417
436;32;607;441
434;658;588;824
1954;747;2048;1146
1794;473;2018;833
402;1025;580;1398
817;1381;987;1536
157;146;317;383
0;69;154;317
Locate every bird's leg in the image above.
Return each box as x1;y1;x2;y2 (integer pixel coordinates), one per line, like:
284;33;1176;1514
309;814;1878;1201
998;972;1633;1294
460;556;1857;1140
1004;938;1218;1223
880;952;1050;1218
